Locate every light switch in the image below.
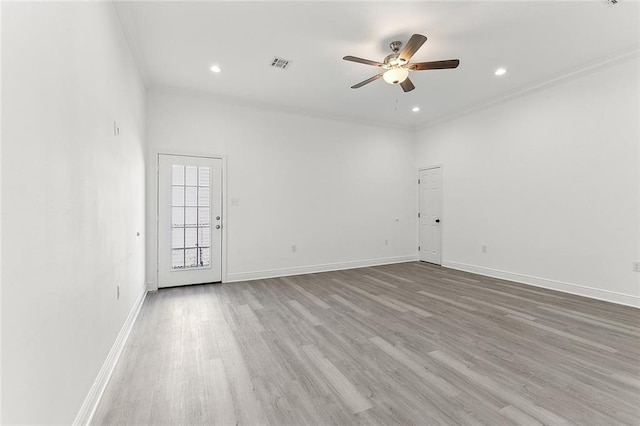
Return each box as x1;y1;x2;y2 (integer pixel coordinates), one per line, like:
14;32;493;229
230;197;240;206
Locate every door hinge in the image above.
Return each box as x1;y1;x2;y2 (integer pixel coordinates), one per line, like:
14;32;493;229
418;212;421;218
418;178;421;184
418;246;421;251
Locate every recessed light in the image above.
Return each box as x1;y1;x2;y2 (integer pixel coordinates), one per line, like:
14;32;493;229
412;106;420;112
494;68;507;76
210;65;222;73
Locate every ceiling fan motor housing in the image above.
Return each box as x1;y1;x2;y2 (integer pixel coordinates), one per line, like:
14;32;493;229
383;53;407;68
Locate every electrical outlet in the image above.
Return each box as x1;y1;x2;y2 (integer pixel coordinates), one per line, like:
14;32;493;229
481;245;487;253
385;240;389;246
117;285;120;300
633;262;640;272
291;244;297;253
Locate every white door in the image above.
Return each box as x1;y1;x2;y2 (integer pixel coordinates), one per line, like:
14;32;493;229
419;166;442;265
158;154;222;288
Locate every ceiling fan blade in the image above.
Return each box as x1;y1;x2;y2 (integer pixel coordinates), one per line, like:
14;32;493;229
410;59;460;71
343;56;384;67
400;77;415;93
351;73;384;89
399;34;427;62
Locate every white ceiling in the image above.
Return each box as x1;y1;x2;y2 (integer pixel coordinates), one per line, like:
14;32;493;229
115;1;640;128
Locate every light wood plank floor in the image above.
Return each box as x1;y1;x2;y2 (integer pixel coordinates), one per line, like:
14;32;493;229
93;262;640;425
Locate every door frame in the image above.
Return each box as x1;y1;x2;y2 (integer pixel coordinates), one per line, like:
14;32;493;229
155;152;228;287
417;165;443;265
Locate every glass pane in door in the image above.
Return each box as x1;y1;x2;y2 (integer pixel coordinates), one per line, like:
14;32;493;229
170;164;212;270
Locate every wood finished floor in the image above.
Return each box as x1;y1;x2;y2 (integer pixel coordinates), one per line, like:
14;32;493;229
93;262;640;425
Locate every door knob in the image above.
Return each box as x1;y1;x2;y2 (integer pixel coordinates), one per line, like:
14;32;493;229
215;225;221;229
216;216;221;220
435;219;440;223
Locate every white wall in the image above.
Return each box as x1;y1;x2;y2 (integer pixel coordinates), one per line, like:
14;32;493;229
0;2;3;421
146;89;417;287
1;3;146;424
416;57;640;307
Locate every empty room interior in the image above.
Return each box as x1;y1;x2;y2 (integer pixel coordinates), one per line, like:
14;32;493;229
1;1;639;424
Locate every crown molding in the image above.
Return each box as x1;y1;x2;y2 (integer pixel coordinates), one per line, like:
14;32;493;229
148;84;414;133
416;48;640;132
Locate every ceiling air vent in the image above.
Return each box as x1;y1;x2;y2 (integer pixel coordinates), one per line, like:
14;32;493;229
270;57;292;70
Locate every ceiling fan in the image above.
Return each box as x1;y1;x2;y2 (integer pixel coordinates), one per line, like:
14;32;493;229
343;34;460;92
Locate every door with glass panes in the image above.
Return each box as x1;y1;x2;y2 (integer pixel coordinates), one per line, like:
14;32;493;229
158;154;222;287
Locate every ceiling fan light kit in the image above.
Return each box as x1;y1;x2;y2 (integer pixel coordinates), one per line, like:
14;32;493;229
343;34;460;93
383;67;409;84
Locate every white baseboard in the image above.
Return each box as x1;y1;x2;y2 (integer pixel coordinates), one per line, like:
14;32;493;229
442;260;640;309
227;255;419;283
73;288;148;426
